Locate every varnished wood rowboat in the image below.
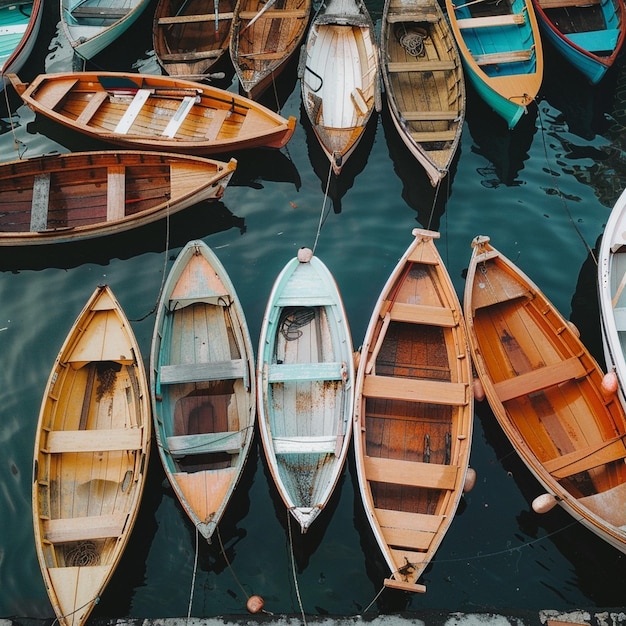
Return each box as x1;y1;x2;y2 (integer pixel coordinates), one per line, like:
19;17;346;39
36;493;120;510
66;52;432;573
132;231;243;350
598;188;626;404
8;71;296;154
353;228;474;592
61;0;151;61
0;150;236;246
445;0;543;129
0;0;43;90
257;247;354;533
230;0;311;99
153;0;237;79
531;0;625;84
465;235;626;555
33;284;151;626
380;0;465;187
150;240;256;542
299;0;380;175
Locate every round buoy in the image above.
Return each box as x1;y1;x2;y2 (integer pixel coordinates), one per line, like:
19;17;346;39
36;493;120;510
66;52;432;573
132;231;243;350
532;493;558;514
601;371;619;396
473;378;485;402
567;321;580;338
463;467;477;493
246;595;265;614
297;247;313;263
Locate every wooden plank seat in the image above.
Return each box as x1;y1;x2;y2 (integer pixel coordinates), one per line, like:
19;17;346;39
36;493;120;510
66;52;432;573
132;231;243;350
544;434;626;479
410;130;458;142
403;110;460;121
273;435;339;454
114;89;152;134
238;8;309;18
364;455;458;490
275;294;335;306
567;28;620;52
158;12;235;24
163;95;198;138
71;6;130;19
376;508;444;550
457;13;525;28
389;302;457;327
387;60;456;72
160;359;245;385
363;374;468;406
387;11;440;23
45;428;143;453
537;0;599;8
493;356;587;402
44;513;127;543
474;49;533;65
167;430;245;456
205;109;229;140
107;165;126;222
30;173;50;232
268;361;345;383
160;50;224;62
614;306;626;331
76;90;109;125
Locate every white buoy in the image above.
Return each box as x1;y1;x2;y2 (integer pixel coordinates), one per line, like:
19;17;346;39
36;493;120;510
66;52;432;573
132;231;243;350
567;321;580;337
532;493;558;514
463;467;477;492
246;595;265;614
473;378;485;402
297;247;313;263
601;371;619;396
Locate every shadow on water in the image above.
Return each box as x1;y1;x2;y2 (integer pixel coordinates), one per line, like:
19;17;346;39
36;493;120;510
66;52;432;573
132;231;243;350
465;81;538;188
229;147;302;191
300;101;378;215
0;201;246;273
379;103;452;232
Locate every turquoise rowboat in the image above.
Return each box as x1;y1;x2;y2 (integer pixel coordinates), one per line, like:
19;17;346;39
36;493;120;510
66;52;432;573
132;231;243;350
60;0;151;60
531;0;625;84
0;0;43;90
446;0;543;129
257;247;354;533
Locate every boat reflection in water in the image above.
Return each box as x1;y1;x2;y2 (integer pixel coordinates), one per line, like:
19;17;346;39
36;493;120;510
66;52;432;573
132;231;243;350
229;147;302;191
465;81;537;188
301;102;378;214
0;201;246;272
380;105;452;231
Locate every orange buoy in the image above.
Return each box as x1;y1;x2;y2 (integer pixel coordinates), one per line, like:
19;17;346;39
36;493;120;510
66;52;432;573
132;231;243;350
601;370;619;396
463;467;477;493
473;378;485;402
532;493;558;514
246;595;265;614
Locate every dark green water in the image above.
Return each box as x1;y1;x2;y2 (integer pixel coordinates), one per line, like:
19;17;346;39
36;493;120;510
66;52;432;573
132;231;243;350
2;1;626;620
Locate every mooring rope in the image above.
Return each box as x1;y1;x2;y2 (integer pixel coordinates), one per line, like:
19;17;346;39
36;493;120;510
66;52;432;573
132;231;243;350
287;510;307;626
536;104;595;263
187;525;200;621
312;157;334;254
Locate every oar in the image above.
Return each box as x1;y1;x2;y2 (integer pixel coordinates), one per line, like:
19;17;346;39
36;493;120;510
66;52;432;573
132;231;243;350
242;0;277;32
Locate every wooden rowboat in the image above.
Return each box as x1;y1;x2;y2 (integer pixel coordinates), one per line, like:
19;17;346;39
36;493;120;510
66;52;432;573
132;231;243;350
445;0;543;129
257;247;354;533
230;0;311;99
0;0;43;90
353;228;474;592
153;0;237;79
380;0;465;187
299;0;380;175
61;0;151;61
464;235;626;555
0;150;236;246
150;240;256;542
8;71;297;155
599;188;626;403
531;0;626;84
33;284;151;626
